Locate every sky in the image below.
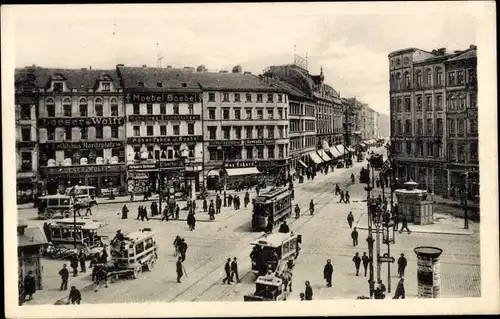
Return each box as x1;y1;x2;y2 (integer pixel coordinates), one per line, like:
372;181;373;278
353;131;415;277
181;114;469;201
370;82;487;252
6;2;483;114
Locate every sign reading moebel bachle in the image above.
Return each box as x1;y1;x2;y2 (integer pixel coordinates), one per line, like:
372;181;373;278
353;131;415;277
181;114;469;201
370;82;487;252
39;117;125;127
125;92;203;103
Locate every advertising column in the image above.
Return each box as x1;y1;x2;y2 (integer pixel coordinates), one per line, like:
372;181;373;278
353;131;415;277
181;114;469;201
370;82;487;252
414;246;443;298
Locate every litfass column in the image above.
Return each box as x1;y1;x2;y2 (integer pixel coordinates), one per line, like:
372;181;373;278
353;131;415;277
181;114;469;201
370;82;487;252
414;246;443;298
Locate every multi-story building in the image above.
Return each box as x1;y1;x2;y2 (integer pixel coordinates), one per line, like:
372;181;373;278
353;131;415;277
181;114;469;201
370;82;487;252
378;113;391;137
116;65;204;193
198;67;290;189
33;67;127;195
15;68;39;201
388;45;478;197
346;97;364;145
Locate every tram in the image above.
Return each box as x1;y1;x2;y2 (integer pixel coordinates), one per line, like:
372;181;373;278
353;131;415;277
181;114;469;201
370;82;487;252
251;187;292;231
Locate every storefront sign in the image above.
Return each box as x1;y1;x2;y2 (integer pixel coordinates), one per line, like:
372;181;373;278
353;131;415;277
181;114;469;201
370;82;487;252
244;138;276;145
16;141;37;148
127;161;185;171
224;161;256;168
128;115;200;122
208;140;242;147
125;92;202;103
40;141;125;151
41;164;125;175
128;163;157;171
257;159;288;167
38;117;124;127
127;135;202;144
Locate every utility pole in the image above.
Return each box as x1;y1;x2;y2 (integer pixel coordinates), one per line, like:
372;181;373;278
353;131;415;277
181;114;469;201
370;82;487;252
365;155;375;298
463;171;469;229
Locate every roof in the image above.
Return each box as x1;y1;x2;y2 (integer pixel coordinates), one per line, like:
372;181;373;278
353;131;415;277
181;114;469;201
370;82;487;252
15;67;120;91
117;66;201;91
39;194;71;199
260;75;312;100
388;48;419;57
124;229;155;242
18;226;48;247
194;72;286;93
251;232;297;247
446;48;477;62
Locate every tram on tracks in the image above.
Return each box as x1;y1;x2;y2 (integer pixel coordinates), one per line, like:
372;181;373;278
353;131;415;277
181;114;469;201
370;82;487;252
251;187;293;231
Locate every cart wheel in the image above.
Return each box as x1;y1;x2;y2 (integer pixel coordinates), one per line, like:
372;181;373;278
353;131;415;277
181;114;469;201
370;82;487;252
133;266;142;279
63;210;71;218
147;257;156;271
45;209;55;219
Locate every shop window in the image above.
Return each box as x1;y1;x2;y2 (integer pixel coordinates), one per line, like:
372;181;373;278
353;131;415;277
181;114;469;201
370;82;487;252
111;126;119;138
111;98;119;116
95;98;103;116
112;148;124;162
21;152;32;172
173;103;179;115
173;125;180;135
160;103;166;115
21;127;31;141
188;123;195;135
133;104;140;115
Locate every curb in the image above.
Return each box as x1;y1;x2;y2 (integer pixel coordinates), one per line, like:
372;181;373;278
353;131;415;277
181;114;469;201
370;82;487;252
355;226;473;236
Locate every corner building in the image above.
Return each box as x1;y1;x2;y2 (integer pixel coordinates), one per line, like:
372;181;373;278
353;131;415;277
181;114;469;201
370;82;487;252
34;68;127;195
117;66;204;193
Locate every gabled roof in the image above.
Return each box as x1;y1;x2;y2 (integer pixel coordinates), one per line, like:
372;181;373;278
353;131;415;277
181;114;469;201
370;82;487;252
18;226;48;247
446;48;477;62
117;66;201;91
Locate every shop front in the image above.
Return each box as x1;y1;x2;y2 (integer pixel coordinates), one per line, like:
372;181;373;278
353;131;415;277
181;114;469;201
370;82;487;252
17;174;38;204
308;151;324;171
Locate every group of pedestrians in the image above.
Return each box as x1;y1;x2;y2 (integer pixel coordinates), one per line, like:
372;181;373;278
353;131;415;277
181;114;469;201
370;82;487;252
222;257;240;284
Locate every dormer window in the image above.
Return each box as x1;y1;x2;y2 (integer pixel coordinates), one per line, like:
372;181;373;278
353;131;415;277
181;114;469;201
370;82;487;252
102;82;111;91
157;82;163;88
53;82;63;93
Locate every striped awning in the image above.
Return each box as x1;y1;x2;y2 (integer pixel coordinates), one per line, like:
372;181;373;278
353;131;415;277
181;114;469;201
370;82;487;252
298;160;308;168
335;144;345;156
329;146;342;158
308;151;324;164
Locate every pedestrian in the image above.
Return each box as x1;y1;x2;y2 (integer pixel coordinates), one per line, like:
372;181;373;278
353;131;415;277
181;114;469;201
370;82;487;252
392;277;405;299
304;281;313;300
175;204;180;220
294;204;300;219
397;253;407;278
323;260;333;287
309;200;314;215
209;206;215;220
375;280;386;299
121;204;129;219
362;252;370;277
216;198;222;214
352;253;361;276
228;194;233;207
278;221;290;233
351;173;355;184
230;257;240;283
347;211;354;229
187;213;196;231
23;271;36;301
351;227;359;247
222;258;232;284
299;293;305;301
136;205;141;220
338;190;345;203
244;191;250;208
68;286;82;304
78;250;86;273
203;199;208;212
345;191;350;204
335;183;340;195
59;264;69;291
176;257;184;283
161;206;170;221
94;265;108;291
70;255;79;277
178;239;188;262
393;211;400;230
399;214;411;234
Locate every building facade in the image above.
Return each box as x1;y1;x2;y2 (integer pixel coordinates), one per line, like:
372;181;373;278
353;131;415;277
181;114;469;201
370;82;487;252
117;65;204;193
15;68;39;202
388;45;478;198
198;68;290;189
34;68;127;195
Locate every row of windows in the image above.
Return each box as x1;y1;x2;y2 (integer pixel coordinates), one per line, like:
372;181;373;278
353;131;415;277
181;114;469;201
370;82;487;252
50;81;112;93
132;103;194;115
391;95;444;113
43;126;120;141
40;148;124;166
19;127;34;142
393;141;478;161
45;98;120;117
18;152;34;172
207;145;287;161
390;68;476;90
289;135;316;151
289;119;315;133
393;119;444;136
289;102;315;117
132;145;196;160
132;123;196;136
208;92;286;104
206;125;287;140
207;107;287;121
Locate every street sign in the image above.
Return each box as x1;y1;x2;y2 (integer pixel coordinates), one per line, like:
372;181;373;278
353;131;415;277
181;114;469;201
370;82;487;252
379;255;395;263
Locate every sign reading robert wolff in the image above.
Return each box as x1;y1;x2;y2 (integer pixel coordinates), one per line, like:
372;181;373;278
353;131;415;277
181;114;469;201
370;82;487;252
125;92;202;103
39;117;125;127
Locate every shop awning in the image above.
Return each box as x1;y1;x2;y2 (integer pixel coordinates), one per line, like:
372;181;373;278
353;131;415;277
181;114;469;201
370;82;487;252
298;160;308;168
329;146;342;158
317;149;332;162
335;144;346;156
207;170;220;177
225;167;261;177
308;152;324;164
347;146;355;153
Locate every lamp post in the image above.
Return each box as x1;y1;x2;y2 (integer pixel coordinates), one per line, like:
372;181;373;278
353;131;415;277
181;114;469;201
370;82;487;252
179;146;190;205
364;180;375;298
217;146;227;207
463;172;469;229
374;213;382;283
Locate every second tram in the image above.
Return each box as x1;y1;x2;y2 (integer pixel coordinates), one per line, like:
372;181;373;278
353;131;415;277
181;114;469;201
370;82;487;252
252;187;292;231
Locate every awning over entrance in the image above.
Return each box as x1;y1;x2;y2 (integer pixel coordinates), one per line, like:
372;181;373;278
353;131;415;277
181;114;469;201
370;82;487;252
329;146;342;158
308;152;324;164
335;144;346;156
225;167;261;177
207;170;220;177
317;149;332;162
298;160;308;168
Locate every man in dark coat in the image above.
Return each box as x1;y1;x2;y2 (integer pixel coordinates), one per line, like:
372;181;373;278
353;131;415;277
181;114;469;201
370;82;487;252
351;227;359;247
352;253;361;276
392;278;405;299
176;257;184;283
345;191;351;204
70;255;79;277
178;239;188;262
187;213;196;231
399;214;411;234
323;259;334;287
338;190;345;203
244;191;250;208
68;286;82;304
216;197;222;214
23;271;36;301
278;221;290;233
59;264;69;290
397;253;407;278
230;257;240;283
161;206;170;221
175;204;180;220
203;199;208;212
304;281;313;300
228;194;233;207
347;211;354;229
222;258;232;284
121;204;129;219
362;252;370;277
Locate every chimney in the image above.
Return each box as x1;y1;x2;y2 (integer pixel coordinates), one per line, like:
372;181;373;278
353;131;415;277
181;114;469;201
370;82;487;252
437;48;446;55
142;64;147;68
167;65;172;69
232;65;242;74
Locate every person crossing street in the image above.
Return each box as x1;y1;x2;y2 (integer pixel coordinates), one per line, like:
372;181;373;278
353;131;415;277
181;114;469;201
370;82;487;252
176;257;184;283
351;227;359;247
352;253;361;276
362;252;370;277
323;259;334;288
397;253;407;278
347;211;354;229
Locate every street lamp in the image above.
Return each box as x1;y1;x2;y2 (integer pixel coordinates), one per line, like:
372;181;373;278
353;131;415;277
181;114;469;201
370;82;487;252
373;212;382;284
364;181;375;298
217;145;227;207
462;172;469;229
179;146;190;205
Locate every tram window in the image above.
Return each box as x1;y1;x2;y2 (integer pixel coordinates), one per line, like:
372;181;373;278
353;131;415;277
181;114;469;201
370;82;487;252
283;242;289;255
145;238;154;250
48;199;58;206
135;242;145;255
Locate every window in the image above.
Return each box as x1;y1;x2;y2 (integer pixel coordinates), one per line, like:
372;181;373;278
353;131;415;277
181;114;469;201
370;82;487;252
81;127;88;139
110;98;119;116
278;109;283;119
396;99;402;112
246;93;252;102
137;81;144;87
188;123;195;135
405;120;411;134
418;142;424;156
436;119;444;135
65;127;72;140
267;126;275;139
133;104;140;115
257;126;264;138
257;94;263;103
93;98;103;116
156;82;163;88
416;119;423;135
173;125;180;135
246;147;253;159
223;108;230;120
209;148;217;160
79;98;88;117
415;71;422;88
267;109;274;119
396;73;402;90
147;126;154;136
436;95;443;111
427;142;433;157
449;95;456;110
222;127;230;140
21;152;32;172
111;126;118;138
245;108;252;119
234;93;240;102
404;72;411;88
457;119;465;136
245;126;252;139
267;94;273;103
63;98;72;117
278;126;284;138
235;127;242;139
457;144;465;162
426;96;432;111
470;142;478;160
416;96;422;112
404;98;411;112
160;104;166;114
470;119;478;135
188;103;194;114
426;119;433;134
96;126;103;138
405;142;412;155
267;145;275;158
457;71;464;85
47;98;55;117
278;144;284;158
20;104;31;120
208;108;216;120
209;93;215;102
449;120;456;136
222;93;229;102
234;109;241;120
470;93;477;108
147;104;153;114
278;94;283;103
53;82;63;92
436;68;443;86
257;146;264;159
173;103;179;115
425;69;432;86
133;126;140;136
102;82;111;91
458;95;466;110
21;127;31;141
257;109;263;119
208;127;217;140
448;72;455;85
47;127;55;141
